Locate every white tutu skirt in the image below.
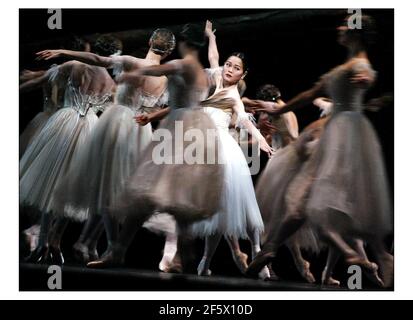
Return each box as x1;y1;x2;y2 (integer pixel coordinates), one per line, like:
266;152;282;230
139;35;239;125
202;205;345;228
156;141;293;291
20;110;55;159
52;104;152;221
190;122;264;239
20;107;98;214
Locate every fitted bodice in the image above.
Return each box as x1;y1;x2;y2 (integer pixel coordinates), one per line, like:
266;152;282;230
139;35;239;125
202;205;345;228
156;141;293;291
323;58;376;115
114;84;168;115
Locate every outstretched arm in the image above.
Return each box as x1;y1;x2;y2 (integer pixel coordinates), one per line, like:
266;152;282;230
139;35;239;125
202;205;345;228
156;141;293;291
36;49;114;68
251;81;324;116
20;69;46;84
205;20;219;69
117;61;181;84
135;107;171;126
19;71;50;93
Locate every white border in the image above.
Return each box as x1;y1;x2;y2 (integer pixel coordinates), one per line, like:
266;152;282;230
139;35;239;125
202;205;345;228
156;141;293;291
2;0;412;300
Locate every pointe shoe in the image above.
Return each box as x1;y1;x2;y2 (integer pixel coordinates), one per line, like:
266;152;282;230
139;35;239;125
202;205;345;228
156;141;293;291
87;247;125;269
47;247;64;265
364;262;385;288
246;250;276;278
266;263;280;281
296;260;316;283
346;255;385;288
258;266;271;280
24;245;48;264
321;269;340;286
164;254;183;274
197;259;212;276
232;252;248;274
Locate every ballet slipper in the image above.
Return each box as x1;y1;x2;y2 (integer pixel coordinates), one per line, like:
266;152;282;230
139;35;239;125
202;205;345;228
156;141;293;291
296;260;316;283
246;250;276;278
321;269;340;286
346;255;385;287
197;258;212;276
258;266;271;280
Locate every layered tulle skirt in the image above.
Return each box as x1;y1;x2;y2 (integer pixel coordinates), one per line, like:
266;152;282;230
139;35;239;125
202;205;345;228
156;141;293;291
304;111;392;238
113;107;224;225
52;104;153;221
190;107;264;239
20;107;98;214
20;110;56;159
256;143;319;252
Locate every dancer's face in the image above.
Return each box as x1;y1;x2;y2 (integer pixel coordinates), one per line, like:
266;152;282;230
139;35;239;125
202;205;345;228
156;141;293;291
223;56;245;85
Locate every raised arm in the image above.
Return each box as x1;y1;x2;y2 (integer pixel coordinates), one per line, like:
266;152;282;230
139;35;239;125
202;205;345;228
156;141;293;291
205;20;219;69
36;49;114;68
118;60;182;84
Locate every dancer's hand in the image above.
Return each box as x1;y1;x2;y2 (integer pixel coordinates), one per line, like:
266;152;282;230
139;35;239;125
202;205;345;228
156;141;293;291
250;101;284;115
36;49;63;61
135;114;151;126
205;20;216;38
313;97;333;118
258;118;278;136
259;137;275;158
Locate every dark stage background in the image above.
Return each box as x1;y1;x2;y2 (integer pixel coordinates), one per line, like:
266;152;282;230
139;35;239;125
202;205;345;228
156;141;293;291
19;9;394;288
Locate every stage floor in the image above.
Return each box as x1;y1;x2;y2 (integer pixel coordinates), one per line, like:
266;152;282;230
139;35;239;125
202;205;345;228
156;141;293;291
20;263;376;291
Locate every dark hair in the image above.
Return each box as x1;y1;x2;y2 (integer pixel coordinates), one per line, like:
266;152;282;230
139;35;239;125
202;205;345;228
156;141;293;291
256;84;281;101
150;28;176;55
93;34;123;56
345;15;377;49
227;52;248;73
178;23;206;50
63;34;88;51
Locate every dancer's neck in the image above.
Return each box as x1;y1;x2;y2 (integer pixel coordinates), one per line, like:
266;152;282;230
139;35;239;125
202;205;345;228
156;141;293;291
145;50;162;64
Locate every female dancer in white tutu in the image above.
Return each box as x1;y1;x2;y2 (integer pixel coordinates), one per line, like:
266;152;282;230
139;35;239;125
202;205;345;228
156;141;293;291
19;36;90;159
247;15;393;287
187;21;274;279
86;23;226;271
35;30;176;267
21;37;117;264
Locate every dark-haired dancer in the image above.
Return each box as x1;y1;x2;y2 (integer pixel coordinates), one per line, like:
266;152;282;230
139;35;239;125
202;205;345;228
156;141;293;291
190;21;274;279
247;15;393;287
